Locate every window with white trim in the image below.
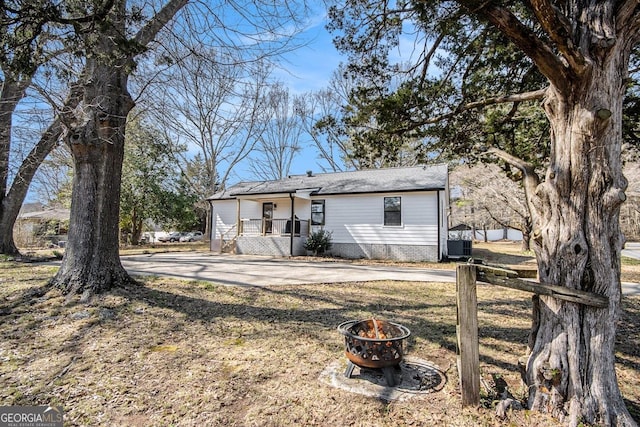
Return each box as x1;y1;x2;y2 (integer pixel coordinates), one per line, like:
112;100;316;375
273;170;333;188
384;196;401;226
311;200;325;225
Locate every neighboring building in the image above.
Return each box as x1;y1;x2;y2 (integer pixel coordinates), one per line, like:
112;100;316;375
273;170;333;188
15;207;70;248
448;223;524;242
207;164;449;261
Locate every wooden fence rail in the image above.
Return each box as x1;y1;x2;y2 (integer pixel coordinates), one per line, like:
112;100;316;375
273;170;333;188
475;264;608;308
456;261;609;407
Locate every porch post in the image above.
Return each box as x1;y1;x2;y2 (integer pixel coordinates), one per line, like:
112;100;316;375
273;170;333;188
289;193;295;257
208;200;215;251
236;198;240;237
437;191;441;261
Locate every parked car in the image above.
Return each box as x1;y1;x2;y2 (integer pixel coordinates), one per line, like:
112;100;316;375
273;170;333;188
180;231;204;242
158;232;186;243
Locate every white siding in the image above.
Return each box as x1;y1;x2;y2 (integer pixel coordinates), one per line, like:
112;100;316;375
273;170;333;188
212;200;237;238
472;228;523;241
507;228;523;240
319;192;439;245
237;198;300;220
293;199;311;221
238;200;261;220
214;200;237;223
273;199;292;219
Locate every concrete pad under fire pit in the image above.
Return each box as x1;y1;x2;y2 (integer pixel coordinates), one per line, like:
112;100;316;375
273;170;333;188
319;356;447;402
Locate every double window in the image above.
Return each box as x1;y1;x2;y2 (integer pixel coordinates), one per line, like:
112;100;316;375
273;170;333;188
311;200;325;225
384;196;401;226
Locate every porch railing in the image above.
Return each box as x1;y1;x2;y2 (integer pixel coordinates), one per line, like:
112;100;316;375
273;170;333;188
239;218;310;237
219;223;238;253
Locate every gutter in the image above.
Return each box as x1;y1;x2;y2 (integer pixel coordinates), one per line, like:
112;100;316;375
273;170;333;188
208;200;214;251
437;191;441;261
289;193;295;257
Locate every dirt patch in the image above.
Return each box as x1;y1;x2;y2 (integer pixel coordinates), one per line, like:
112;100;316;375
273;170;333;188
1;261;639;426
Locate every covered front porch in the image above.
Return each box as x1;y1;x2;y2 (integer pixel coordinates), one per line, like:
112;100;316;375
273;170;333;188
211;190;316;257
233;218;311;257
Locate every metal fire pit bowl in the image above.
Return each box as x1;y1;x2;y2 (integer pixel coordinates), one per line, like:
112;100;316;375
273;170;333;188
338;319;411;386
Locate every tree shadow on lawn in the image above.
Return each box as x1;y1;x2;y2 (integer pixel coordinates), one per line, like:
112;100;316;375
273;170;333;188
0;289;125;408
118;281;453;338
625;398;640;423
123;281;640;367
472;247;535;266
617;296;640;370
2;275;638;423
119;281;628;412
120;281;543;371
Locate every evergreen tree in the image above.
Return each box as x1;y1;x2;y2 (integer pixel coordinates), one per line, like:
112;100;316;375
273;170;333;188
328;1;640;424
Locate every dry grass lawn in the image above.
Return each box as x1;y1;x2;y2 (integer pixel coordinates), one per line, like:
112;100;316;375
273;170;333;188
471;241;640;283
0;243;639;426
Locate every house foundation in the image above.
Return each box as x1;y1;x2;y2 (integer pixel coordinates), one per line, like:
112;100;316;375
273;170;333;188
236;236;307;257
329;243;439;262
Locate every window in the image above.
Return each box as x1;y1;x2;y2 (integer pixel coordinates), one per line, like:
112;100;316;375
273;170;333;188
384;196;401;226
311;200;325;225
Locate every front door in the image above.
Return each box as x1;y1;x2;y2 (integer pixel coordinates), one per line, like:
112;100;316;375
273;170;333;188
262;202;273;234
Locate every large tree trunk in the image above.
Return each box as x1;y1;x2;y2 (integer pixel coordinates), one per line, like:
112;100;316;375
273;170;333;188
0;199;22;255
525;49;635;426
0;59;84;256
0;119;66;255
131;208;143;245
50;10;134;299
48;0;187;298
0;77;31;255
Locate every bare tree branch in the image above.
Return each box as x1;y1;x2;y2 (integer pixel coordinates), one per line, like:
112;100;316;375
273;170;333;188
529;0;586;73
485;146;541;223
132;0;189;49
421;87;547;125
452;1;574;91
616;0;640;33
417;30;445;87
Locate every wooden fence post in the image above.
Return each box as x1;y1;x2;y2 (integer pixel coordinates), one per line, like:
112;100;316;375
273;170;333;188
456;264;480;407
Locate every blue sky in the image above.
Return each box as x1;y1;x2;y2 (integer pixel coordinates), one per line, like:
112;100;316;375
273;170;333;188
226;0;449;185
288;23;341;175
278;7;425;94
274;16;342;94
21;4;345;204
232;7;431;181
252;12;345;178
266;10;424;179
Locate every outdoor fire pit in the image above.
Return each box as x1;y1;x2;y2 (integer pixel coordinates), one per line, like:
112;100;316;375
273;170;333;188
337;318;411;386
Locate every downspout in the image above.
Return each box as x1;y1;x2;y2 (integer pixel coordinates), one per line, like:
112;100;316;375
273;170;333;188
289;193;295;257
437;191;441;261
208;200;214;251
236;198;241;238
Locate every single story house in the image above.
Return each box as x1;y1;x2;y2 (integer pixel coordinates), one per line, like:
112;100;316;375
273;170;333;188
15;207;70;248
207;164;450;262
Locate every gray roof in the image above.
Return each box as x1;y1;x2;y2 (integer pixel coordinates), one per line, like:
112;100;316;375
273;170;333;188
209;164;448;200
17;208;70;221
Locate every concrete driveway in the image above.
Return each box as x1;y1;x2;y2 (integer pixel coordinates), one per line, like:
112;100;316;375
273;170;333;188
120;252;457;287
623;242;640;260
120;252;639;296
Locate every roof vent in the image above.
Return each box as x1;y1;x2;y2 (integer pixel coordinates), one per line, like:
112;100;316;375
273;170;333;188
306;170;313;177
